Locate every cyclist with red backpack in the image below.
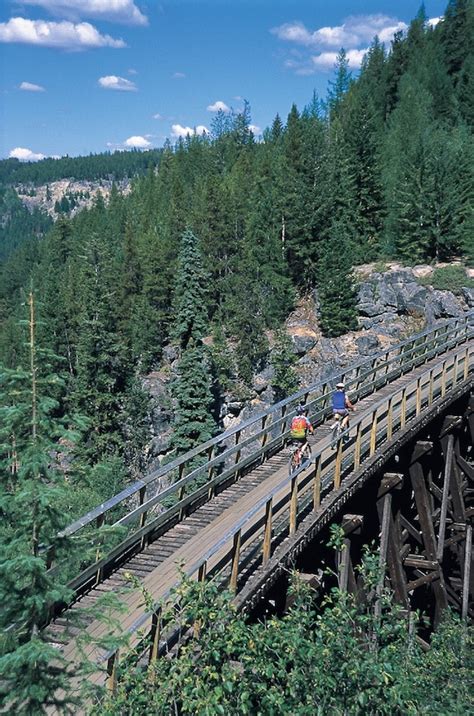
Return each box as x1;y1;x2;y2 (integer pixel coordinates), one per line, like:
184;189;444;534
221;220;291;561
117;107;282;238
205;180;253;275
290;404;314;462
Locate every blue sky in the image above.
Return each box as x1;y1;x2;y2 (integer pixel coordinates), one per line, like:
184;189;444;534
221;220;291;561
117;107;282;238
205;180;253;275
0;0;448;160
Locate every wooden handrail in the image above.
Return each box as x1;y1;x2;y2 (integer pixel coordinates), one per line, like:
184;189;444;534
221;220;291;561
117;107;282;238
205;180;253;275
98;343;473;667
51;314;473;582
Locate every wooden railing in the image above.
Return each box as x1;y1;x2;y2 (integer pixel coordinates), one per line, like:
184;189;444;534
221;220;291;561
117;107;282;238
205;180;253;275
102;340;474;688
49;312;474;595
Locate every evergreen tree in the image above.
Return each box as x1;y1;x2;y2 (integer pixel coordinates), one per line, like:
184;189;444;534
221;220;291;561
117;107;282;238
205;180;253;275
271;329;298;401
317;220;358;338
170;230;216;458
0;292;78;713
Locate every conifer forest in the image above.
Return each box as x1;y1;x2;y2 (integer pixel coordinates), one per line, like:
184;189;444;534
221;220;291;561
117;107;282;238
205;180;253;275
1;2;474;713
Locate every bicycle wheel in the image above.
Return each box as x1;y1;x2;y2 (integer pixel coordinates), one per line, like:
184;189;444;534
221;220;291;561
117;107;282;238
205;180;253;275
330;421;340;449
288;446;300;476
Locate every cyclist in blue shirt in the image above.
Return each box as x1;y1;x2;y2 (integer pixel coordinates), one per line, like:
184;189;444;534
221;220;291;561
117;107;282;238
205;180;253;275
332;382;355;432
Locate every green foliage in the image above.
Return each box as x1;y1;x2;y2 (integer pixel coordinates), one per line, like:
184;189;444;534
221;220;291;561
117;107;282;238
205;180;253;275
95;553;474;716
271;328;298;401
418;264;474;293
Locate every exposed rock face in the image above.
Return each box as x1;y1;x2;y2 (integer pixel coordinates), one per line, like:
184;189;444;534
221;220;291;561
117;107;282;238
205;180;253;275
143;264;472;469
16;179;131;218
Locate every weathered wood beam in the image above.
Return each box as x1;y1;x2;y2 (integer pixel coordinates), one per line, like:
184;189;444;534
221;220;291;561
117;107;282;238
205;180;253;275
404;555;438;570
409;457;448;619
342;514;363;535
456;453;474;482
410;441;433;465
400;515;423;546
375;493;392;619
377;473;403;499
462;524;472;621
406;571;440;591
437;434;453;562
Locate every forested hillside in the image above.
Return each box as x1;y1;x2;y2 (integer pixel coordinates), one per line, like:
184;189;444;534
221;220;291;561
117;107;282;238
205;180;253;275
1;3;473;711
1;1;473;497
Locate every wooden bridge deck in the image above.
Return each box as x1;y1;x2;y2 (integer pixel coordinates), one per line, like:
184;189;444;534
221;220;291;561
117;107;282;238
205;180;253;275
48;341;473;686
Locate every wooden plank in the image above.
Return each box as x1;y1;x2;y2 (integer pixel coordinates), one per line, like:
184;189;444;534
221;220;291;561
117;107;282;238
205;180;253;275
403;556;438;570
406;571;440;592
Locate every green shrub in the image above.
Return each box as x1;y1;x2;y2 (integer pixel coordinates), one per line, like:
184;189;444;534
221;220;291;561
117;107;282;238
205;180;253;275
418;265;474;295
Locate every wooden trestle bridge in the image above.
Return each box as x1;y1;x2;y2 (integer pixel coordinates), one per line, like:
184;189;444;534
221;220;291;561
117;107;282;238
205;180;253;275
46;313;474;691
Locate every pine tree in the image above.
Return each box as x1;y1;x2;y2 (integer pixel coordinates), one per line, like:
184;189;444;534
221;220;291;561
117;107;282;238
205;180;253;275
317;220;358;338
0;292;78;713
170;230;216;459
271;329;298;402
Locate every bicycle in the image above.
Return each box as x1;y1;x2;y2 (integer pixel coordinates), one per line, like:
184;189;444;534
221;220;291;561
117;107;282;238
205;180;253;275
330;413;350;449
288;440;312;475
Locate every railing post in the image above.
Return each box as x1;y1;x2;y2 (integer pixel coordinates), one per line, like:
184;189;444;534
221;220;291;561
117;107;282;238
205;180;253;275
193;561;207;639
280;404;287;435
178;485;186;521
289;475;298;535
148;607;162;679
353;422;362;470
234;430;242;465
313;455;321;511
261;414;269;449
334;438;343;489
441;360;447;398
106;649;120;694
230;530;241;593
428;369;434;407
138;485;147;529
387;398;393;441
464;346;470;381
94;513;105;586
262;499;273;565
415;377;422;417
400;388;407;429
369;409;378;457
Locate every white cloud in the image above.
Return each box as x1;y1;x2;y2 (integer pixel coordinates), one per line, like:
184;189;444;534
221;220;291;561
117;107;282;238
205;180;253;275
171;124;208;138
152;113;162;119
272;14;413;74
172;72;186;79
98;75;136;91
9;146;46;161
311;48;368;70
428;17;442;28
124;135;151;148
249;124;261;135
207;100;230;113
20;81;45;91
0;17;125;49
272;15;408;49
20;1;148;26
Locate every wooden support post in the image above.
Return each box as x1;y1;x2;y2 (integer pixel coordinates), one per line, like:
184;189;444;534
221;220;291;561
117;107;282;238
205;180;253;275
441;360;447;398
415;377;422;416
400;388;407;429
387;398;393;441
106;649;120;694
334;439;342;489
428;369;434;407
409;456;448;622
289;475;298;535
338;538;351;592
370;409;378;456
313;456;321;511
462;525;472;621
230;530;241;593
148;607;162;677
178;485;186;521
193;561;207;639
280;404;287;435
437;434;453;562
375;493;392;620
261;415;268;449
234;430;242;465
353;422;362;470
464;346;469;381
262;499;272;565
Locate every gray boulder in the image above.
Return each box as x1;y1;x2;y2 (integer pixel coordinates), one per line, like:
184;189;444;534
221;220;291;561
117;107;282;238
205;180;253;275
461;287;474;308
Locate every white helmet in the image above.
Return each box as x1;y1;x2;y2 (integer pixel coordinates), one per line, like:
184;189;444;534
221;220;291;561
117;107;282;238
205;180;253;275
336;382;345;389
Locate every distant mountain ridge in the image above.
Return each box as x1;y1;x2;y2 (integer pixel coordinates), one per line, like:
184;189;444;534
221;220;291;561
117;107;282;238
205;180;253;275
0;147;161;186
